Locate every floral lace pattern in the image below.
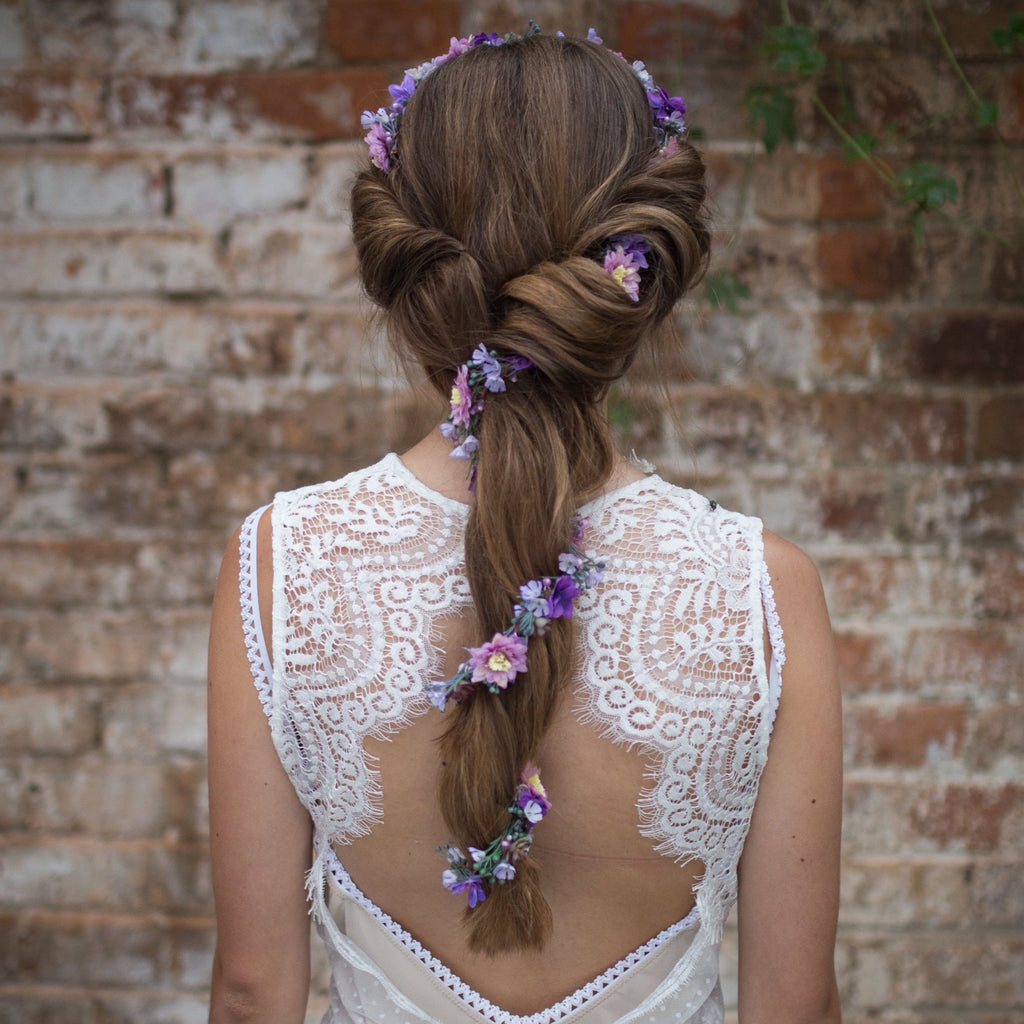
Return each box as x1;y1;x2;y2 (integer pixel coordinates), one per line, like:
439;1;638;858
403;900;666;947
239;453;779;1023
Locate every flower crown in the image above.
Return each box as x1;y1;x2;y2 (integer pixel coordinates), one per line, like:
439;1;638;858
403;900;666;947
360;24;686;176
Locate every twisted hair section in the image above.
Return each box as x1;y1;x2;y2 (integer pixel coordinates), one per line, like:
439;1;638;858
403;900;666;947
351;33;711;954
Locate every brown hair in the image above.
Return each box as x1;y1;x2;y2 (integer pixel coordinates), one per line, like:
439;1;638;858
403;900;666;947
351;33;711;954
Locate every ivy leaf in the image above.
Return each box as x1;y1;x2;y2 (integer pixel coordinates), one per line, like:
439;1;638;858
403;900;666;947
972;100;999;127
844;131;878;163
897;161;958;212
745;84;796;153
763;24;826;76
991;14;1024;53
704;270;752;313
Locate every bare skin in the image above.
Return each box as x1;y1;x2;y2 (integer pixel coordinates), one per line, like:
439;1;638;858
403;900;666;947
207;433;842;1023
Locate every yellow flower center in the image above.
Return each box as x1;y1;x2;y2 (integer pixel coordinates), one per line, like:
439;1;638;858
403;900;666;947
526;772;546;797
451;386;463;405
487;653;511;673
611;265;629;286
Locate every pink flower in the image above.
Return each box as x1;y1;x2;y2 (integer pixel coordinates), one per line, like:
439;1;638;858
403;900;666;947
364;122;391;173
449;364;473;427
468;632;528;690
603;247;643;301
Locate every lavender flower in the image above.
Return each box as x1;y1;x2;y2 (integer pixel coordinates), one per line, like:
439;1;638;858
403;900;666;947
603;234;652;302
492;861;516;882
449;874;486;908
471;344;507;393
449;364;473;427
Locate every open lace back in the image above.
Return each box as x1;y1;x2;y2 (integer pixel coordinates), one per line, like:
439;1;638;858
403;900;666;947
238;453;784;1024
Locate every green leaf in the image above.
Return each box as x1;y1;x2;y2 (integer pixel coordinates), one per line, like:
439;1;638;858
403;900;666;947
745;84;796;153
896;161;958;212
763;23;826;76
992;14;1024;53
704;270;752;313
843;131;878;164
973;100;999;127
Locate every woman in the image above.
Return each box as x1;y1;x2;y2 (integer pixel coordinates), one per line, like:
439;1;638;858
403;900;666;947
207;28;842;1024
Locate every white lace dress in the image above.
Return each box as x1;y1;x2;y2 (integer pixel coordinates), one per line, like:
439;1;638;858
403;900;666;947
238;453;784;1024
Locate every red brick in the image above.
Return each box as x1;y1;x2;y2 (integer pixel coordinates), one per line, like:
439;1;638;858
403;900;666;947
906;314;1024;385
819;480;887;538
108;68;391;140
817;227;916;299
616;2;751;60
977;395;1024;460
979;550;1024;620
834;631;897;693
909;783;1024;853
846;701;967;767
818;155;887;221
995;64;1024;141
904;627;1021;698
0;74;102;137
968;703;1024;771
815;393;967;464
989;242;1024;302
324;0;461;61
814;311;893;377
897;472;1022;546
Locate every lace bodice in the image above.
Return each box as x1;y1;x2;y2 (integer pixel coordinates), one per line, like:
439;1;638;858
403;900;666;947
239;453;784;1024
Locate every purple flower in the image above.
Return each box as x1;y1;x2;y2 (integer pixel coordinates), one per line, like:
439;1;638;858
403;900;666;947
518;578;548;615
449;364;473;427
471;31;503;46
449;434;478;461
506;354;533;375
546;575;579;619
517;765;552;820
388;73;416;108
587;28;604;44
363;121;392;173
425;681;449;711
492;861;516;882
558;551;583;575
448;874;486;908
471;345;506;392
572;516;590;544
467;632;528;689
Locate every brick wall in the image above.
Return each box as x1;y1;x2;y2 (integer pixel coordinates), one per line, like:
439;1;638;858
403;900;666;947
0;1;1021;1021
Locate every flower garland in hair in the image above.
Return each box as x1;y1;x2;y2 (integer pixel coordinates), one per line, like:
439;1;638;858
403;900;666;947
426;513;605;709
439;343;533;493
360;25;686;175
441;764;552;907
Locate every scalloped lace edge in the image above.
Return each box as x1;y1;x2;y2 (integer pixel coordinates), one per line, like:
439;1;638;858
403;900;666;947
239;503;274;719
759;559;786;730
322;843;700;1024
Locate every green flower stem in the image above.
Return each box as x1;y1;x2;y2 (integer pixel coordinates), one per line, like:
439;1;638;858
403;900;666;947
924;0;984;109
810;92;898;187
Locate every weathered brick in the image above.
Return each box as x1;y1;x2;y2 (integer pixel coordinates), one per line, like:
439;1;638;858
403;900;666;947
905;314;1024;385
845;700;967;767
108;68;391;140
309;144;361;221
909;783;1024;855
173;148;309;220
822;555;979;621
979;550;1024;620
904;627;1021;700
814;311;892;378
839;858;973;928
179;0;318;69
225;217;359;298
0;3;27;68
815;393;967;465
754;153;886;223
977;394;1024;461
324;0;461;61
4;758;168;838
834;630;898;693
0;687;99;755
0;74;103;138
0;156;26;219
968;703;1024;774
995;63;1024;141
615;1;753;59
0;227;225;297
896;472;1023;547
6;301;299;376
29;152;166;220
817;227;916;299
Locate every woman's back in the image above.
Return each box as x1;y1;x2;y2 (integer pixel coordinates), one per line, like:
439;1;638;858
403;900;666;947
248;449;782;1020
